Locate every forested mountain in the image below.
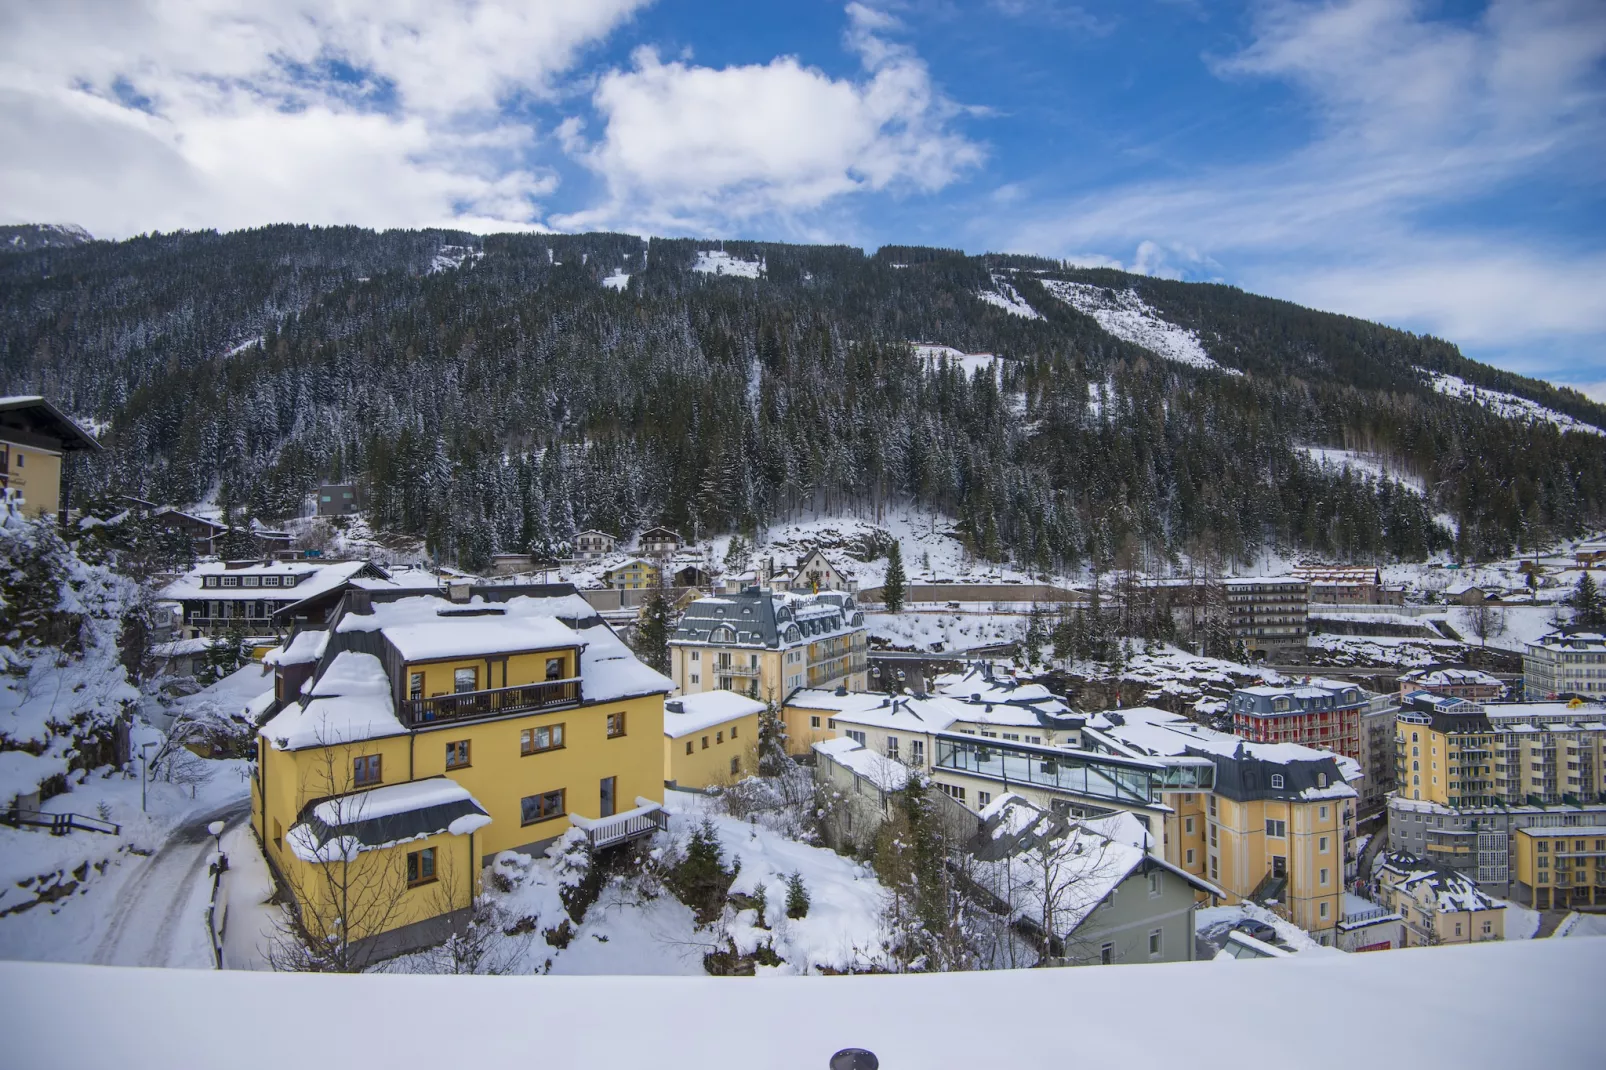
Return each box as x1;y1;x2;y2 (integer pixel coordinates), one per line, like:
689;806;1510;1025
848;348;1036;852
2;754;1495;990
2;224;1603;572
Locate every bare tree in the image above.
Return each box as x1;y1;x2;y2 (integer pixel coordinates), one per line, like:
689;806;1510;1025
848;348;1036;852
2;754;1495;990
411;852;528;975
267;736;414;973
1466;602;1507;648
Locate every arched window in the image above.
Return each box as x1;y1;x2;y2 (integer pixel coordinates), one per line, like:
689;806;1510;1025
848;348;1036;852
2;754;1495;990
711;626;736;644
1270;774;1284;789
1411;732;1419;743
1412;761;1419;771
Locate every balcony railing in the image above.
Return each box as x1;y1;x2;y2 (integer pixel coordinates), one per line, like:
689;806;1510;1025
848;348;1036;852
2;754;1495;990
570;800;669;850
713;662;760;677
401;678;580;726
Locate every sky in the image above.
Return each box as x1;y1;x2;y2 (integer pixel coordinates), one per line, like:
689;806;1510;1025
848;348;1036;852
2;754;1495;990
2;0;1603;396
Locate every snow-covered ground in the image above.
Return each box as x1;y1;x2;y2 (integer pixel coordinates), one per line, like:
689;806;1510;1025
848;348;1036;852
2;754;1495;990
1308;633;1462;669
693;249;763;278
912;343;1002;380
976;275;1042;319
601;270;630;290
1555;911;1606;938
1422;370;1604;436
1039;279;1239;375
1195;902;1331;955
867;612;1023;652
1493;896;1542;940
428;244;483;274
1299;446;1427;495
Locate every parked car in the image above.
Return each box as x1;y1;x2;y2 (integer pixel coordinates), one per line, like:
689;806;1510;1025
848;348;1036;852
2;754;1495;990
1232;919;1279;943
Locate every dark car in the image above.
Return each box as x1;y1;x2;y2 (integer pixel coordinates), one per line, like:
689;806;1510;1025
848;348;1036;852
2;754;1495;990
1232;919;1279;943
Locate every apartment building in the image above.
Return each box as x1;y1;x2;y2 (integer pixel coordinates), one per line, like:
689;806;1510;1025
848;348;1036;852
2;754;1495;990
252;583;672;958
1512;826;1606;910
1291;564;1383;605
163;559;394;639
1524;630;1606;701
1397;668;1506;702
1229;679;1368;760
1375;852;1505;946
670;587;868;701
1086;707;1359;941
0;395;102;521
662;690;763;790
1221;577;1309;652
1387;697;1606;893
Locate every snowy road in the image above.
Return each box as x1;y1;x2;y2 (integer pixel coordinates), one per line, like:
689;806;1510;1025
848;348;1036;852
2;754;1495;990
90;799;251;968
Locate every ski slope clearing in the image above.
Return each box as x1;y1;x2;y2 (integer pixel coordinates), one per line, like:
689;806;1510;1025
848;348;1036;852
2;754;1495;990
602;271;630;290
693;250;764;278
1040;279;1240;375
913;343;1001;379
1299;447;1426;494
976;275;1042;319
1422;370;1604;436
428;245;482;273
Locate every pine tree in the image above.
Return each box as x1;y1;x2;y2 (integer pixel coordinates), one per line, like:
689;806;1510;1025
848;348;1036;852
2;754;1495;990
785;871;810;919
632;581;674;676
883;539;907;613
1575;573;1605;631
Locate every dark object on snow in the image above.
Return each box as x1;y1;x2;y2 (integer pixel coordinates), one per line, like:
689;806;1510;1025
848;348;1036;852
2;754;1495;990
830;1049;879;1070
1232;919;1278;943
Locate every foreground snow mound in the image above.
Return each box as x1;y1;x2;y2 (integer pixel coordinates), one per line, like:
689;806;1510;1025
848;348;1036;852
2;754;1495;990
1041;279;1240;375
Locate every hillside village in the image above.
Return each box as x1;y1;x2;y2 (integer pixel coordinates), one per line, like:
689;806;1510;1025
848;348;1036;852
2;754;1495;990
5;392;1606;983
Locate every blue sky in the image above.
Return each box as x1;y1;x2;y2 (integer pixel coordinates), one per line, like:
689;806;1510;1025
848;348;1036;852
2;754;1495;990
2;1;1603;394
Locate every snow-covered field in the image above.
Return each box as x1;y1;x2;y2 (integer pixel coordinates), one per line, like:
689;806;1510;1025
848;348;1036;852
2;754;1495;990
601;270;630;291
1422;370;1604;436
867;611;1024;652
693;249;763;278
912;343;1002;380
1039;279;1239;375
1556;911;1606;939
1299;446;1427;495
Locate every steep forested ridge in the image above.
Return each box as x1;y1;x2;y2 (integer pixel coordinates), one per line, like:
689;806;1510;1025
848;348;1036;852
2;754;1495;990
2;225;1603;570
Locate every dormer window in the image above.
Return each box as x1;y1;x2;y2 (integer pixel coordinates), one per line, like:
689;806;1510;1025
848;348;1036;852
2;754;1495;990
242;576;259;587
222;576;239;587
1270;774;1285;789
1317;772;1328;788
261;575;279;587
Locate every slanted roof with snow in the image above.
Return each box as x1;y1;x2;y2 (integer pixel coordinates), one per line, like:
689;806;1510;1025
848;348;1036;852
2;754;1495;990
1378;852;1503;914
664;691;764;737
287;777;491;862
263;629;329;667
161;560;380;602
813;736;910;793
259;652;406;751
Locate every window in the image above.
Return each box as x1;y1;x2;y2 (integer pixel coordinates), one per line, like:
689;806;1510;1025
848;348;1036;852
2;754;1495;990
1454;922;1462;937
1319;836;1329;853
886;736;900;761
1210;855;1219;881
730;757;740;777
1319;868;1329;886
1100;942;1114;965
810;716;821;729
261;575;280;588
1184;816;1195;835
685;741;693;756
730;725;738;739
454;667;477;693
1208;797;1217;817
222;576;239;587
1265;819;1287;839
1319;902;1330;920
1148;929;1162;959
910;740;924;766
1209;825;1218;847
353;754;381;787
828;719;837;730
520;724;564;755
978;791;991;806
938;783;967;802
690;674;699;685
407;848;436;886
520;790;565;825
1270;774;1285;789
409;673;424;700
445;740;470;769
242;576;259;587
1319;805;1328;820
847;730;866;746
607;712;627;738
1538;841;1548;852
691;651;699;662
1482;920;1492;935
1148;872;1161;898
546;657;564;681
702;736;710;750
1185;849;1196;865
1316;772;1327;788
716;731;724;744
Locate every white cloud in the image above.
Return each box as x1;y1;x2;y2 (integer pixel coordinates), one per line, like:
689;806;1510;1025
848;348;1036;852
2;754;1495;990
993;0;1606;355
0;0;648;236
557;3;983;233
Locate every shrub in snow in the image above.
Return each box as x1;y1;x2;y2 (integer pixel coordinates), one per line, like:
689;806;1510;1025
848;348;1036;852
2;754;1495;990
669;818;739;925
550;829;603;923
786;871;811;919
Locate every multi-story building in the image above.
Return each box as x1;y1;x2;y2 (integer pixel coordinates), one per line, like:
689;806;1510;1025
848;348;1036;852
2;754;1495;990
1220;577;1308;652
1292;565;1382;605
315;483;360;517
163;559;392;639
637;526;683;557
1375;853;1505;945
602;558;662;591
1387;697;1606;893
663;690;763;789
1229;679;1368;760
1397;668;1505;703
1360;693;1401;813
1512;826;1606;910
573;529;617;560
780;547;856;594
0;395;102;521
253;583;672;958
670;587;868;702
1086;707;1359;941
1524;630;1606;701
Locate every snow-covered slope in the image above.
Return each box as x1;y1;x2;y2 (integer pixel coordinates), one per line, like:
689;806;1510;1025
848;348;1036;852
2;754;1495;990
1299;447;1426;494
976;275;1042;319
428;245;483;273
0;223;92;252
694;250;764;279
1040;279;1239;375
1420;370;1603;436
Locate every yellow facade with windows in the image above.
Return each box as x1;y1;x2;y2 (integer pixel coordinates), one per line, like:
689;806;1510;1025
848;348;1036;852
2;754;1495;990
663;696;762;790
0;439;63;519
1514;826;1606;910
1377;855;1505;945
604;559;662;590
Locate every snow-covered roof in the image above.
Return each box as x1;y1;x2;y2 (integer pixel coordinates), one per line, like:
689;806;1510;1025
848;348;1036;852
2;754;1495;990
380;616;580;662
288;777;492;862
259;652;406;750
1514;825;1606;838
160;560;377;601
813;736;911;792
1095;706;1361;793
1528;630;1606;652
664;691;765;738
1399;667;1503;687
263;629;329;667
1379;852;1503;914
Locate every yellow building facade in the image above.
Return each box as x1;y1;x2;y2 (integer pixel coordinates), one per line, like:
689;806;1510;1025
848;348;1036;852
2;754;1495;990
0;395;102;520
604;558;662;590
671;588;868;703
663;690;763;789
1513;826;1606;910
252;587;672;959
1377;852;1505;945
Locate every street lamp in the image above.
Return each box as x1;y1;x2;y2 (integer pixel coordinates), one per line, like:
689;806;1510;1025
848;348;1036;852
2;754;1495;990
139;742;157;813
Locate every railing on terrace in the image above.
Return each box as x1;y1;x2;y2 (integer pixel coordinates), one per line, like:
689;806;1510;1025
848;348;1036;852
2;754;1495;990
571;801;669;850
933;733;1162;807
714;663;760;677
2;808;121;836
1341;905;1397;926
402;678;580;726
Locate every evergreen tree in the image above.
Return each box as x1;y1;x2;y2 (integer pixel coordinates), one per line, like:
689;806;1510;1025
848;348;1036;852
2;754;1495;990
632;580;674;676
1575;573;1605;630
785;871;811;919
757;695;790;777
883;539;907;613
215;525;257;561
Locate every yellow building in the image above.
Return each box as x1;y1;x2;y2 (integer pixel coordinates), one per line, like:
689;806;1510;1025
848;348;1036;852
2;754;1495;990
0;395;102;520
603;558;662;590
663;690;763;789
670;587;868;702
1513;826;1606;910
1376;852;1505;945
252;585;672;959
1090;706;1359;940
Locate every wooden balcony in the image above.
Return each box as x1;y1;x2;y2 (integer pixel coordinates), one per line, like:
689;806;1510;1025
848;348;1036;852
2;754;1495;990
572;801;669;850
401;678;580;727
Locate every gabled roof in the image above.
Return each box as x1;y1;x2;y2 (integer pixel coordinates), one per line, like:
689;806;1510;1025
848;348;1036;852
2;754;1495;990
0;396;101;452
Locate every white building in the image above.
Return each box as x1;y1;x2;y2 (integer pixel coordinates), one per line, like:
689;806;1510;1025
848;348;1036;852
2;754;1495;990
1524;631;1606;701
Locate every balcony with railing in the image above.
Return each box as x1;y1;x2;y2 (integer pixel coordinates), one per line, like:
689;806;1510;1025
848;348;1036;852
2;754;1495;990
713;661;761;677
401;678;581;727
569;800;669;850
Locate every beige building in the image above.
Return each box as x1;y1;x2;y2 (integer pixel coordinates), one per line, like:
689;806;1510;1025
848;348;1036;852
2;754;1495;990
1376;852;1505;945
0;395;102;521
1524;631;1606;701
669;587;868;703
1512;825;1606;910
